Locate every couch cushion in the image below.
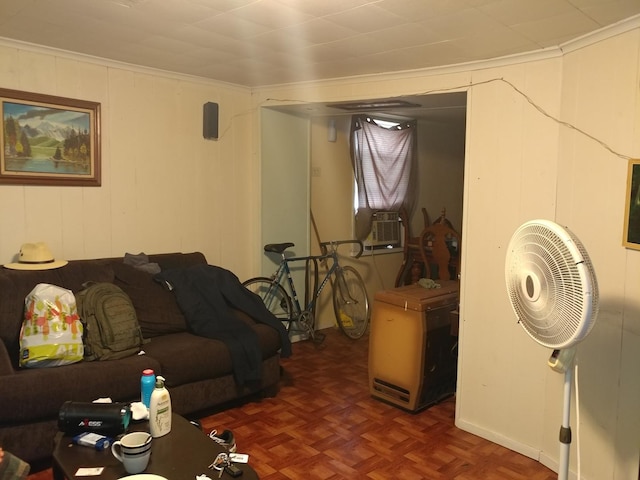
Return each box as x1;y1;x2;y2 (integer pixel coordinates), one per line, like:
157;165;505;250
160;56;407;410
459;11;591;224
112;263;187;338
141;333;233;386
142;317;283;388
0;354;161;424
149;252;207;271
0;342;13;376
234;310;283;357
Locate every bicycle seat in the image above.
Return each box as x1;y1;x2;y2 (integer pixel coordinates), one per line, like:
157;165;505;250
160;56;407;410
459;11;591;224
264;242;295;254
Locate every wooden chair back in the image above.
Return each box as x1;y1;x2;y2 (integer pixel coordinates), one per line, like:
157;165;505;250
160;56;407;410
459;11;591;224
419;222;461;281
395;206;432;286
432;207;455;230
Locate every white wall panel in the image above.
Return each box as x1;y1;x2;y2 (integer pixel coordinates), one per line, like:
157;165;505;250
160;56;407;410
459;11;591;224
554;28;640;480
0;44;252;275
260;108;310;279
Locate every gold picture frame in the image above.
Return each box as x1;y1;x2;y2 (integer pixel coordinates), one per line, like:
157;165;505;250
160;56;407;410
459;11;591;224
0;88;101;186
623;158;640;250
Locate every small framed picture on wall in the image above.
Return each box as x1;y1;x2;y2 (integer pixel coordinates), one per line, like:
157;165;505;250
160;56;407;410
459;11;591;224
623;158;640;250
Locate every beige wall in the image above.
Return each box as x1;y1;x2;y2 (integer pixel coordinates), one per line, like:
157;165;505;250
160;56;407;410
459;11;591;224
554;28;640;479
255;18;640;479
1;14;639;480
0;42;256;279
416;118;466;233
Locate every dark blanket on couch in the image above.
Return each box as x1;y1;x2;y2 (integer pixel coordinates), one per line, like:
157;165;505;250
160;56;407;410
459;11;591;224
155;264;291;386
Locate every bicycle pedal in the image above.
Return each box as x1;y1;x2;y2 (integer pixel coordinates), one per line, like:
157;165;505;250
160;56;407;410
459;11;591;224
312;331;326;344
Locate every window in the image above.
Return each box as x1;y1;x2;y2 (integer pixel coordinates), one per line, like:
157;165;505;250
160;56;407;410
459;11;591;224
350;115;417;242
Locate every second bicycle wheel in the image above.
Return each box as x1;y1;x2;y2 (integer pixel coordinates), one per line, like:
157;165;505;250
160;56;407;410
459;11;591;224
243;277;293;330
332;266;370;339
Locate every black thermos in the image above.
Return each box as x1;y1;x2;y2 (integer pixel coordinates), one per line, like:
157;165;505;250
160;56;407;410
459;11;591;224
58;401;131;435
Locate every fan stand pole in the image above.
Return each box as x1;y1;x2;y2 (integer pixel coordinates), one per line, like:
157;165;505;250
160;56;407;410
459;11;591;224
558;363;573;480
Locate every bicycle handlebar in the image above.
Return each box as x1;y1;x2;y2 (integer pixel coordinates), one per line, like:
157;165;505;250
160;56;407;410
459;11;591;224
319;239;364;259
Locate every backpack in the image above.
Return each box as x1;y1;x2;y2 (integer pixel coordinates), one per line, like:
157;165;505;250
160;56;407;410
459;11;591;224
76;282;145;361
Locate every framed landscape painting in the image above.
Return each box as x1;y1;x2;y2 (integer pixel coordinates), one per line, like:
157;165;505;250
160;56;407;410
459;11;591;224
0;88;101;186
623;158;640;250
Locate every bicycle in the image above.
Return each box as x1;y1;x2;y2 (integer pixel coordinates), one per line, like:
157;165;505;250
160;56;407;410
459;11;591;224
242;240;370;340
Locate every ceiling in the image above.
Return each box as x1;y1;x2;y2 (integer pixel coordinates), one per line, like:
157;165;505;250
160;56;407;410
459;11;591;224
1;0;639;89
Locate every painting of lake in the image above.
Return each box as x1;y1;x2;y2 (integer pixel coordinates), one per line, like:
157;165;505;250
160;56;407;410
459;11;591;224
0;88;100;186
2;101;91;175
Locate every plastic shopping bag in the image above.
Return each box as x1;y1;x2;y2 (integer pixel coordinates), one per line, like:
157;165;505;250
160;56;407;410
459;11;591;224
19;283;84;368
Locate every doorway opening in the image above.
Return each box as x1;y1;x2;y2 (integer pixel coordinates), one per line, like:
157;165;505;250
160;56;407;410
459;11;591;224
261;91;467;326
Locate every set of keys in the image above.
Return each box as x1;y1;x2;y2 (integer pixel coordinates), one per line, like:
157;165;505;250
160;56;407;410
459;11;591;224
208;452;243;478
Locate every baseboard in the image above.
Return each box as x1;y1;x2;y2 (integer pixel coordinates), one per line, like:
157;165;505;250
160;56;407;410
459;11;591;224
456;418;591;478
538;451;560;476
455;418;550;464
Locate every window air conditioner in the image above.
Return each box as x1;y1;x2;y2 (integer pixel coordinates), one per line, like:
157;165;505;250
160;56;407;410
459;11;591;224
369;211;401;247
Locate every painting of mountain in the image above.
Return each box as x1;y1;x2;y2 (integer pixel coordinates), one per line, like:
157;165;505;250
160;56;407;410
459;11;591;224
0;88;100;186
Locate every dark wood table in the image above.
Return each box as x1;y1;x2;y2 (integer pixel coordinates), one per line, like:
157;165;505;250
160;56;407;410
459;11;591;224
52;414;259;480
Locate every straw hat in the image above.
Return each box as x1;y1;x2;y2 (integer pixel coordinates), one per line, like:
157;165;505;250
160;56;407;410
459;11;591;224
4;242;68;270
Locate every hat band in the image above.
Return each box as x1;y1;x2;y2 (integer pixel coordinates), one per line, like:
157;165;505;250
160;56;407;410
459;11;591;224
19;259;56;265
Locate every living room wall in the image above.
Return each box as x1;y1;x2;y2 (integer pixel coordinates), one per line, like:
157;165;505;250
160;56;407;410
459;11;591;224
254;18;640;479
1;15;638;480
0;41;255;278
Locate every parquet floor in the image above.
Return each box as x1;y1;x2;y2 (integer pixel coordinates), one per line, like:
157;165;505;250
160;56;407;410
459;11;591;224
200;327;555;480
28;327;556;480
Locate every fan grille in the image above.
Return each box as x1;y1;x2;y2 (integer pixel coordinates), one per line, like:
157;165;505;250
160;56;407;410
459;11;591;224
505;220;599;349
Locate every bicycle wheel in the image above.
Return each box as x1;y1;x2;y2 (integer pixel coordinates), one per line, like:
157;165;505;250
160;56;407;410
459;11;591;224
243;277;293;330
332;266;369;339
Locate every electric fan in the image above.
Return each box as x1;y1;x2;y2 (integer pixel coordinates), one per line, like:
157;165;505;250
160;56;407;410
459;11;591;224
505;219;599;480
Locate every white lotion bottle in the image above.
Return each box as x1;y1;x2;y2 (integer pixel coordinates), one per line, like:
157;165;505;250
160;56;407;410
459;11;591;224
149;375;172;437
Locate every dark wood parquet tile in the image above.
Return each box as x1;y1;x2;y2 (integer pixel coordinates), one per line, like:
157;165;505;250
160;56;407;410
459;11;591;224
28;327;556;480
198;327;556;480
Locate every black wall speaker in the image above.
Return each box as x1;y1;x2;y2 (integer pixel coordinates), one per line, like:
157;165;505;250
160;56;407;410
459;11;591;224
203;102;219;140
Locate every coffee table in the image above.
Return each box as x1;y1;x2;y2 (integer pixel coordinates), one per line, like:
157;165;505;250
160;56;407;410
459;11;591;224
52;414;259;479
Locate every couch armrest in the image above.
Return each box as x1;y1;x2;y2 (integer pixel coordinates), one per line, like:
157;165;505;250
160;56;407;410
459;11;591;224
0;342;15;376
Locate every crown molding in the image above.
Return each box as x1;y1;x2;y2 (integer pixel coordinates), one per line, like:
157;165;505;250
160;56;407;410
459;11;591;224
0;36;250;93
560;13;640;55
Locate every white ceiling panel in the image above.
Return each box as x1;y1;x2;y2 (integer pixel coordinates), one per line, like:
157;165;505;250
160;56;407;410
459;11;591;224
280;18;358;45
514;12;602;45
479;0;576;25
419;8;507;39
451;27;537;58
0;0;637;86
323;4;406;33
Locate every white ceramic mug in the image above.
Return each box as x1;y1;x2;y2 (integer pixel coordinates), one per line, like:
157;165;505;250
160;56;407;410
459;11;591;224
111;431;152;474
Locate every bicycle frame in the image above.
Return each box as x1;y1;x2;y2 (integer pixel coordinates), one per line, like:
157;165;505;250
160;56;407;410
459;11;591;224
247;239;368;340
268;249;340;319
